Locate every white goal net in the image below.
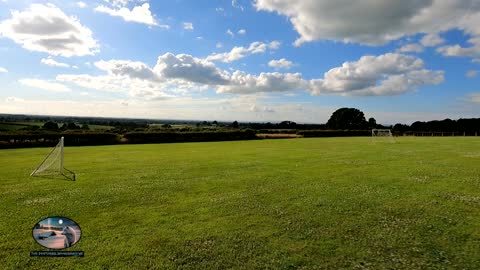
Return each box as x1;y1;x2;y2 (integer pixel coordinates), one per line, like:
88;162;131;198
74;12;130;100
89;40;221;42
31;137;75;180
372;129;395;143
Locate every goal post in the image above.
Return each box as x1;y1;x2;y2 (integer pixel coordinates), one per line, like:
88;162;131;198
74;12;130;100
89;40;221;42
31;137;75;180
371;129;395;143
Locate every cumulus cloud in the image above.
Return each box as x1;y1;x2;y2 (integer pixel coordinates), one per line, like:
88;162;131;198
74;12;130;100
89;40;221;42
41;58;73;68
183;22;194;30
398;43;424;53
420;33;445;47
155;53;230;85
0;3;98;57
19;78;71;92
0;67;7;73
268;58;295;70
95;59;161;81
254;0;480;53
95;3;167;27
206;41;280;63
217;71;306;94
226;29;234;37
76;2;87;8
308;53;444;96
237;29;246;35
57;52;443;98
58;54;224;99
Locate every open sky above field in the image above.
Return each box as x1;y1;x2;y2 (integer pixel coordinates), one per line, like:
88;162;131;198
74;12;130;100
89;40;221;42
0;0;479;124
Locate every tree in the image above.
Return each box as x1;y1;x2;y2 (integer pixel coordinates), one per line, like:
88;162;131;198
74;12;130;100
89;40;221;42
67;122;80;130
326;108;367;130
232;121;239;129
278;121;297;129
81;124;90;130
43;121;59;130
368;117;377;128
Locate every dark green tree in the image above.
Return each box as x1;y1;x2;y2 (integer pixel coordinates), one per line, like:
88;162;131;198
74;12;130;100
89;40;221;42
232;121;239;129
42;121;59;130
368;117;377;128
326;108;368;130
67;122;80;130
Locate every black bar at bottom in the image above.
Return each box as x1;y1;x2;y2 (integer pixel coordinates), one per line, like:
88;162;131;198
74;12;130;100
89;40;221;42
30;251;84;257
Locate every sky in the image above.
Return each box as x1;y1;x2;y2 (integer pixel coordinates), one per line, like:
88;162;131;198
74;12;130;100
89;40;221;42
0;0;479;125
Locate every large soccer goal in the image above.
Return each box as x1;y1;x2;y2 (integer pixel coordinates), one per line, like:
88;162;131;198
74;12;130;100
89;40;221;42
31;137;76;180
371;129;395;143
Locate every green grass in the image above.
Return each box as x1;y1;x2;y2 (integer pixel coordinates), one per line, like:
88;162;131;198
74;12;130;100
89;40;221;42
1;137;479;269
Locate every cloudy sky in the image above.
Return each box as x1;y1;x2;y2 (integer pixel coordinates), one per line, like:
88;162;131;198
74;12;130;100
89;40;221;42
0;0;479;124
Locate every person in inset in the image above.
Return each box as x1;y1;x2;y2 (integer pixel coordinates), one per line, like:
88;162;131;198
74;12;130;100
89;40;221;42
61;226;75;248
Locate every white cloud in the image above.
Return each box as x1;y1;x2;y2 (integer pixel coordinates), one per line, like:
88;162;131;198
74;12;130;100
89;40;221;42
76;2;87;8
473;59;480;63
237;29;246;35
226;29;234;37
183;22;194;31
398;43;424;53
95;3;167;27
206;41;281;63
57;52;443;99
155;53;230;85
218;71;306;94
216;42;223;48
231;0;245;11
268;58;295;70
254;0;480;52
437;43;480;57
0;67;7;73
95;59;161;81
0;4;98;57
466;70;478;78
420;33;445;47
5;97;24;102
41;58;72;68
308;53;444;96
58;55;225;99
19;78;71;92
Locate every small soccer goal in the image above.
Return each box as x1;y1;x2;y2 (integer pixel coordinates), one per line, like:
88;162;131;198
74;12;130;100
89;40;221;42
371;129;395;143
31;137;76;181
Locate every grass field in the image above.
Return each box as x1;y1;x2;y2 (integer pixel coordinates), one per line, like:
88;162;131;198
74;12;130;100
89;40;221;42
1;137;479;269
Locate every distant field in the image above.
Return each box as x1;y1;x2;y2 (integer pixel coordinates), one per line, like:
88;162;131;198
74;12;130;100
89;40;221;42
0;122;44;131
0;137;479;269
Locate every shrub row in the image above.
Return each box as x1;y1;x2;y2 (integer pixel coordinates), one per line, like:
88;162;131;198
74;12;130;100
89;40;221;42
124;130;257;144
0;133;118;148
297;130;371;137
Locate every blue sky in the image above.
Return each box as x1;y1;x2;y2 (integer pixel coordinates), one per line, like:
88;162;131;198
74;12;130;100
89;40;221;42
0;0;479;124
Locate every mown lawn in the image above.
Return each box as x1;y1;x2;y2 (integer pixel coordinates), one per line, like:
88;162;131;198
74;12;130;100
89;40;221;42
0;137;479;269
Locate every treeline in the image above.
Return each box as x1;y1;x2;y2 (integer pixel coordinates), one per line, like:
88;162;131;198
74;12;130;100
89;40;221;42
298;130;371;137
0;132;118;148
0;130;257;148
124;130;257;144
394;118;480;132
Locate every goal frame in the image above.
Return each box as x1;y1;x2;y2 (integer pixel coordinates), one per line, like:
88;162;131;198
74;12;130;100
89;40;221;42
371;129;395;143
31;137;76;181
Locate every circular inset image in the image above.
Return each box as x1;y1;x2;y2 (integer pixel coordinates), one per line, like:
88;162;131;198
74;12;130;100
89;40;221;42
32;216;81;249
